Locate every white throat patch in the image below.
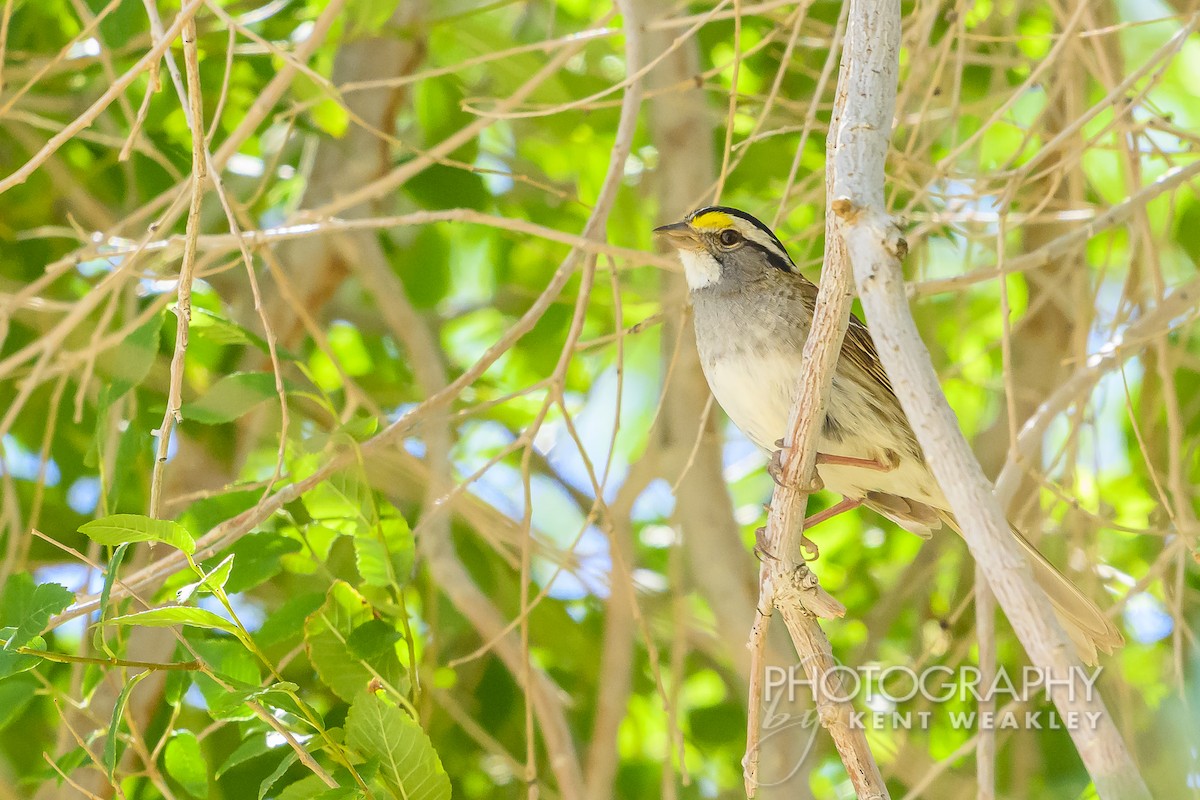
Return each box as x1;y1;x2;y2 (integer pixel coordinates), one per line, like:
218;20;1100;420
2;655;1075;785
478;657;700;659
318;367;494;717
678;248;721;289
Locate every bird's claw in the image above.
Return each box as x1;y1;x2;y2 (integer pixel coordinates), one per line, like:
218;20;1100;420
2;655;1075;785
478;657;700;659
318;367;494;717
769;444;825;492
767;448;786;486
800;534;820;561
753;526;777;562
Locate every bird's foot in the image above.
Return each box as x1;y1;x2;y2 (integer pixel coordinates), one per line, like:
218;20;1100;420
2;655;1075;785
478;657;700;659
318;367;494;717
753;526;777;562
754;525;818;562
767;446;786;486
769;440;826;491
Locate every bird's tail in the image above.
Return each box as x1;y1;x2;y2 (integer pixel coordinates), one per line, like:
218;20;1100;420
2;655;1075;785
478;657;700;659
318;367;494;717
938;511;1124;665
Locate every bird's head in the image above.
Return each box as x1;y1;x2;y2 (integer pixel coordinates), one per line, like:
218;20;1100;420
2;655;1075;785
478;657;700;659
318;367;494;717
653;206;797;291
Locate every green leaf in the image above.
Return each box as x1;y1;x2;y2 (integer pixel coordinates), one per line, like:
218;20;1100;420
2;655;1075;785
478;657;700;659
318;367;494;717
98;311;161;399
216;733;270;778
223;532;301;593
176;554;235;603
255;592;324;649
0;675;37;729
104;670;151;779
164;730;209;799
0;574;72;653
346;620;401;663
354;514;415;588
207;680;302;719
97;543;129;621
164;645;191;706
108;607;238;636
52;747;89;786
304;582;406;702
309;97;350;138
79;514;196;554
0;631;44;678
192;307;264;350
184;372;281;425
279;775;362;800
259;751;299;800
345;692;450;800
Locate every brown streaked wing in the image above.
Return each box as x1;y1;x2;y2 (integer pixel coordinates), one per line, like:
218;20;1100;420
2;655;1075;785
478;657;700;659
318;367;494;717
842;314;896;397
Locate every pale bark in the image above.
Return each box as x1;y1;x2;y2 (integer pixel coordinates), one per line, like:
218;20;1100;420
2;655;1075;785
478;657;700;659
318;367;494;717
834;2;1151;795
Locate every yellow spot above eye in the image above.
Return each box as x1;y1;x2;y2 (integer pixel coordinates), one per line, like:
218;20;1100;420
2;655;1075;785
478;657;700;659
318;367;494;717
690;211;734;231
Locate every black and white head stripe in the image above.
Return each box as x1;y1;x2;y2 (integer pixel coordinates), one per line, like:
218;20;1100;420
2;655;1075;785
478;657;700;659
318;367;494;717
686;206;797;273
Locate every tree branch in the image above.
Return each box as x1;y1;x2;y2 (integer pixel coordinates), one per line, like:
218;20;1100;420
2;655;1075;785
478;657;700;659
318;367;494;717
745;2;898;797
833;2;1152;796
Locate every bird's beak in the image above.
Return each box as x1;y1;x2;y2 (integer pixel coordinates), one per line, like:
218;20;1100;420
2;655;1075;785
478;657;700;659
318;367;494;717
653;220;700;247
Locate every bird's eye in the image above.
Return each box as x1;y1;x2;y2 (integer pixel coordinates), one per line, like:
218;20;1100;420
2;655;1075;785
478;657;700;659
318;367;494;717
719;229;742;247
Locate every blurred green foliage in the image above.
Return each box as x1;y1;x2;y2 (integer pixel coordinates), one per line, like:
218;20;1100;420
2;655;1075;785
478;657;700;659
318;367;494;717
0;1;1198;799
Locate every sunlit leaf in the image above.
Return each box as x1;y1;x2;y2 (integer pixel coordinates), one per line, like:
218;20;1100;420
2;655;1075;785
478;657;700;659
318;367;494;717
176;554;235;603
79;514;196;554
108;607;239;636
345;691;449;800
354;514;414;588
304;582;406;702
164;730;210;799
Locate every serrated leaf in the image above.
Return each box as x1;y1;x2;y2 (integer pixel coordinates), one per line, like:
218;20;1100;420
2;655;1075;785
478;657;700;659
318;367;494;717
208;680;302;719
164;730;209;799
79;514;195;554
0;631;45;678
304;582;406;702
108;607;238;636
354;514;415;588
105;670;150;779
184;372;281;425
345;692;449;800
0;575;73;653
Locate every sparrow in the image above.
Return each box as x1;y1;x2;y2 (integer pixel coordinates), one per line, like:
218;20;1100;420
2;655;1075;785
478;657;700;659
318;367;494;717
654;205;1123;664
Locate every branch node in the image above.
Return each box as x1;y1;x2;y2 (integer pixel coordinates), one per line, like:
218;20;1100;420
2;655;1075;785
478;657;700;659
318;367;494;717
831;196;858;221
772;564;845;619
884;222;909;259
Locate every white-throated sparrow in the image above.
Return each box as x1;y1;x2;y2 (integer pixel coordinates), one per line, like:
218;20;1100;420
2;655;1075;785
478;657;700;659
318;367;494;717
655;205;1123;664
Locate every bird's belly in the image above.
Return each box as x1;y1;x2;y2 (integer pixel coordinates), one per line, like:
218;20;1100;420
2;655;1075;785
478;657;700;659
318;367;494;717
701;351;945;507
702;352;797;452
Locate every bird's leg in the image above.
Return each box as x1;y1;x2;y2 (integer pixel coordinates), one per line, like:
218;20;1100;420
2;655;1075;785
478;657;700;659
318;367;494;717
756;495;855;561
793;498;862;561
803;497;862;530
815;451;898;472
